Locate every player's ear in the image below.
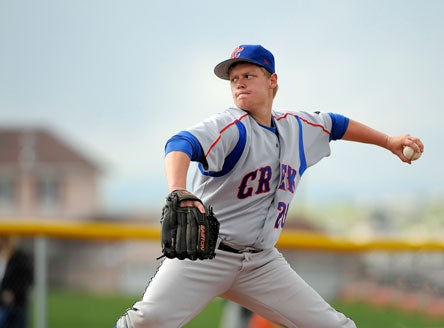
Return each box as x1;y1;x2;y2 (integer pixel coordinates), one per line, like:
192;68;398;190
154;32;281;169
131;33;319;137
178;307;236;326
269;73;278;89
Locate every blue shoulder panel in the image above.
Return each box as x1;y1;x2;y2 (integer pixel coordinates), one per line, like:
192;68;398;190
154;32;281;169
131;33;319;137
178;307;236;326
328;113;349;141
165;131;203;161
295;116;307;177
198;121;247;177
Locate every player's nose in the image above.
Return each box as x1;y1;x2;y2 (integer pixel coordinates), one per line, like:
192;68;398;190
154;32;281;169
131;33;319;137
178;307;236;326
235;79;246;89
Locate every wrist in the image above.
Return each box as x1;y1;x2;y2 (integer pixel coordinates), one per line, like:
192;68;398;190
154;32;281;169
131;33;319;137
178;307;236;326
383;134;390;149
168;186;187;192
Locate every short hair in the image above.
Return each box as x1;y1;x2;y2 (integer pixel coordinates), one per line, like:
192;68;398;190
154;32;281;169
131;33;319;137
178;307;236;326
260;67;279;99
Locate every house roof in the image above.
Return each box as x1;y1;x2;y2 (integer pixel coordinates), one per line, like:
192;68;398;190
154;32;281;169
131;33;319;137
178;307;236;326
0;127;100;171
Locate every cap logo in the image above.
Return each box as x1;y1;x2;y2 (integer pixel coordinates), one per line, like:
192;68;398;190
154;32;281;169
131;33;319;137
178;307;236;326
214;44;275;80
230;46;244;59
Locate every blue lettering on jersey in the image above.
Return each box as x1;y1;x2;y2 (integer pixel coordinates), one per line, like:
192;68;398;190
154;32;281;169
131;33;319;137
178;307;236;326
278;164;297;193
237;170;257;199
237;166;272;199
256;166;272;194
238;163;297;200
275;201;289;228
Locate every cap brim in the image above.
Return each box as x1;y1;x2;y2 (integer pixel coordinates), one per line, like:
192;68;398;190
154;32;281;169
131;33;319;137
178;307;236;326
214;58;256;80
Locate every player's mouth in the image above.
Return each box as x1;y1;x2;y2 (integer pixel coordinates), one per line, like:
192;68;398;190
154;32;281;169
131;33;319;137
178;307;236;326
236;91;250;99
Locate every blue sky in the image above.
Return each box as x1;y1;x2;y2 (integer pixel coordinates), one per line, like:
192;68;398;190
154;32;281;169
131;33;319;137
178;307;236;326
1;0;443;211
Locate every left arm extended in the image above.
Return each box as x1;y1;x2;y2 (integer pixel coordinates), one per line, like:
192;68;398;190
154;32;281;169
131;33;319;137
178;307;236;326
342;119;424;164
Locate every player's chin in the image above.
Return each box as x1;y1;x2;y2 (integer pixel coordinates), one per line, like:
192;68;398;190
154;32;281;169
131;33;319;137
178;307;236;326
235;100;252;112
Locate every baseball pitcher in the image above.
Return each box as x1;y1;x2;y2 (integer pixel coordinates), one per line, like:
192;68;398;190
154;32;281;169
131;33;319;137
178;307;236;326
115;44;424;328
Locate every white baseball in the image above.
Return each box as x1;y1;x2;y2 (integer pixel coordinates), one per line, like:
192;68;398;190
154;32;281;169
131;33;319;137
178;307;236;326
403;145;422;161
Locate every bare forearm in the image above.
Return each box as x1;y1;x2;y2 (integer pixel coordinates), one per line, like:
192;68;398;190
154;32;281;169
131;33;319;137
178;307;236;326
164;151;191;192
342;119;389;148
342;119;424;163
164;151;205;212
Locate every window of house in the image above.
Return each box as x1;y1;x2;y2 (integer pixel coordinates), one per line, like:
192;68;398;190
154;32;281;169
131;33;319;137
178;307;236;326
0;176;14;210
37;175;59;210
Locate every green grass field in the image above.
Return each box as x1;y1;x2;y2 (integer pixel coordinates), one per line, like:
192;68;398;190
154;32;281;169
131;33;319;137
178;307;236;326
34;289;444;328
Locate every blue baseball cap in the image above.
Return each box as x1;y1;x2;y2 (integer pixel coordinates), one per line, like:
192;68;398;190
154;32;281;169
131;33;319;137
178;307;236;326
214;45;275;80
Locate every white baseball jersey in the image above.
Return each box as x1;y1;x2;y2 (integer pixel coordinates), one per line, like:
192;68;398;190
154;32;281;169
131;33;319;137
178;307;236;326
115;107;356;328
183;107;336;250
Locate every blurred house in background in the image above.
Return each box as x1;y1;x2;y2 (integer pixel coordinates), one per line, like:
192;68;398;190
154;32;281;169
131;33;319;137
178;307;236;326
0;127;101;219
0;126;158;294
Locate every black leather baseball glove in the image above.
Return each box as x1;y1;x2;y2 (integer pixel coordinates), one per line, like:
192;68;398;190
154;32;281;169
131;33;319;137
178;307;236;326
159;190;219;260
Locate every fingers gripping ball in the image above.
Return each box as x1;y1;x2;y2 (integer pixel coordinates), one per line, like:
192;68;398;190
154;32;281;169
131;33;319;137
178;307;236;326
160;190;220;260
403;145;422;161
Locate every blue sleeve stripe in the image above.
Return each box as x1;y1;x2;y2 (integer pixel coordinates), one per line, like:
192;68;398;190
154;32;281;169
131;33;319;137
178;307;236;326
295;117;307;177
198;121;247;177
164;131;203;161
328;113;349;141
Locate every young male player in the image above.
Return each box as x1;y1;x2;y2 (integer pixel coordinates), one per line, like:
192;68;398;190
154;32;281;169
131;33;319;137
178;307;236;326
115;44;424;328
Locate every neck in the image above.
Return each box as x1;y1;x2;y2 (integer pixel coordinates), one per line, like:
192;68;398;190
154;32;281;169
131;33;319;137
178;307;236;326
250;112;272;126
240;100;273;127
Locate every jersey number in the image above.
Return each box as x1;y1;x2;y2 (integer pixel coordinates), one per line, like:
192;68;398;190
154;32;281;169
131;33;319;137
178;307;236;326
274;202;289;229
